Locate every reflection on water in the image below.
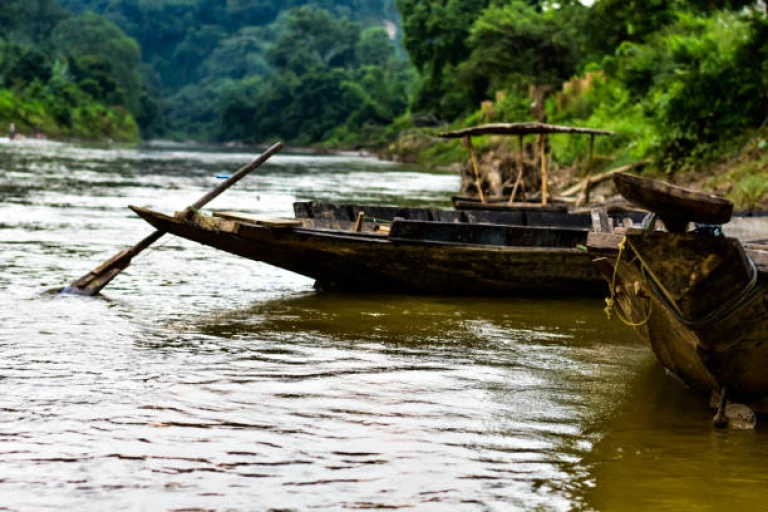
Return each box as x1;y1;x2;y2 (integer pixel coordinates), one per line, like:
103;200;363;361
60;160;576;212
583;360;768;512
2;140;768;510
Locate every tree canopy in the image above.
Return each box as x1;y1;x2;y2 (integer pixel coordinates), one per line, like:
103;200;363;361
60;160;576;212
4;0;767;171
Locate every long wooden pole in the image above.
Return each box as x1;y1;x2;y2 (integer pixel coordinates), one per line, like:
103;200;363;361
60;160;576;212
509;134;525;204
64;141;284;296
464;136;486;203
583;134;596;205
540;134;548;206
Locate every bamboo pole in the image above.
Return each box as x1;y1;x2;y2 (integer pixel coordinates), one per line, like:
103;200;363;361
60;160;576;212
509;134;525;204
583;134;596;205
464;136;486;203
540;134;548;206
558;163;646;199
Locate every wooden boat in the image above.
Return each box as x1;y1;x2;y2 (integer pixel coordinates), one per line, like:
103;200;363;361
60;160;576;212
612;172;734;231
587;173;768;427
130;201;644;296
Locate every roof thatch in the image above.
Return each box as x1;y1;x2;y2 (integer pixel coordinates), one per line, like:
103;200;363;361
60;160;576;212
438;122;615;138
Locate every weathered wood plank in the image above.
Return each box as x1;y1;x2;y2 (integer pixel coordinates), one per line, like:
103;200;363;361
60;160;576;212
586;232;624;252
626;231;752;320
613;172;734;229
213;211;303;227
389;220;588;248
591;207;613;233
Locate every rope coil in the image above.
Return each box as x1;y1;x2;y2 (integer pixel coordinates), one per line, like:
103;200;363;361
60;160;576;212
604;236;653;327
606;231;761;330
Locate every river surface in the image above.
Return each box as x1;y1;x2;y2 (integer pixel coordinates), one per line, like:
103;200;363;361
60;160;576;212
2;139;768;511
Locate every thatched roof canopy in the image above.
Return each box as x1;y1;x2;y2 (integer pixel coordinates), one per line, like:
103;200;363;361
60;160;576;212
438;122;615;139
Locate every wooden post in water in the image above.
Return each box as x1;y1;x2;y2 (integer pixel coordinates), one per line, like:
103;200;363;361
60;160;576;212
63;141;284;296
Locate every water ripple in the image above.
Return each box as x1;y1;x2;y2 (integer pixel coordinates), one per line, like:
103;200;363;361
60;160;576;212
3;142;766;511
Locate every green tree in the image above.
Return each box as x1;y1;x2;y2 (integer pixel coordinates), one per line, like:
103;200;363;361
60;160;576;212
586;0;677;62
459;2;585;101
605;11;768;167
356;27;395;67
171;25;227;86
1;43;52;86
217;76;264;141
0;0;67;43
69;54;124;105
267;5;361;74
56;0;408;140
50;11;156;133
50;12;142;109
200;27;271;81
395;0;491;117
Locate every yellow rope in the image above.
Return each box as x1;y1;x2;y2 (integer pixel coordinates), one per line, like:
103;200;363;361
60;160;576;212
604;236;652;327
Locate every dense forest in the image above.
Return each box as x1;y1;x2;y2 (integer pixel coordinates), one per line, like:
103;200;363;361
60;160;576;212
394;1;767;172
2;0;768;193
1;0;408;144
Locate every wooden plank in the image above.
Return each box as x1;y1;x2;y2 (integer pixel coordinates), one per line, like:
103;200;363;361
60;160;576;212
213;211;302;227
586;232;624;251
389;220;588;248
614;172;733;229
627;231;752;321
591;207;613;233
561;163;648;198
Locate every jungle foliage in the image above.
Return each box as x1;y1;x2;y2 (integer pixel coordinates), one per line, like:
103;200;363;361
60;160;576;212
58;0;407;144
0;0;142;141
396;0;768;171
3;0;767;172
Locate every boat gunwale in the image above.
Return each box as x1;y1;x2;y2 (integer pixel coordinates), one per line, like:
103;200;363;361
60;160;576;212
132;206;593;252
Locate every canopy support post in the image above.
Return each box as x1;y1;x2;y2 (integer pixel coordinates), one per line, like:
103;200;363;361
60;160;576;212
540;135;548;206
464;136;486;203
582;134;596;205
509;135;526;204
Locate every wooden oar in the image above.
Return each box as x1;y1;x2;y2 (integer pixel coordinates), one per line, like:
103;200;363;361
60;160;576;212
63;141;284;296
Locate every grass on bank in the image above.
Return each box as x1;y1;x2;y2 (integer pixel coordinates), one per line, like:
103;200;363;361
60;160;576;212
0;83;139;142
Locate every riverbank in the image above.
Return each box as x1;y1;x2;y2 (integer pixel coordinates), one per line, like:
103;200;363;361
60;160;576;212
0;89;139;144
380;122;768;211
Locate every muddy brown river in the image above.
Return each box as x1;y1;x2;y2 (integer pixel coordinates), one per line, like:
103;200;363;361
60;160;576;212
2;139;767;511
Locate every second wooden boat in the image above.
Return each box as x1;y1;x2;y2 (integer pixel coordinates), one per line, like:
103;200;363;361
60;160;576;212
588;173;768;427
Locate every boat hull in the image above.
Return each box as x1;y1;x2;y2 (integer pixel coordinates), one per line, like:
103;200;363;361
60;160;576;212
589;230;768;409
133;207;606;296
